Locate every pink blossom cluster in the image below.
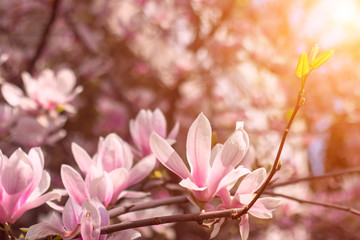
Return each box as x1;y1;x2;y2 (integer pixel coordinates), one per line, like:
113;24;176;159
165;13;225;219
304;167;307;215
0;66;82;147
0;102;281;240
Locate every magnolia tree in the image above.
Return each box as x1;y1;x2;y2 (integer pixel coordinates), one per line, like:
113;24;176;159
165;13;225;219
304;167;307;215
1;0;360;240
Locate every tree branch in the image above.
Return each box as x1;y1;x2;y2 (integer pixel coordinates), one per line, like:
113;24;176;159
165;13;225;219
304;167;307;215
264;191;360;216
27;0;61;74
108;195;188;218
101;207;245;235
269;167;360;188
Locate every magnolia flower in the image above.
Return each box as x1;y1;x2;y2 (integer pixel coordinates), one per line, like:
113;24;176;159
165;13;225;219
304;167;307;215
211;168;281;240
10;115;67;147
130;108;179;157
150;113;250;205
61;164;115;207
25;198;110;240
1;68;83;113
67;133;156;205
0;148;62;224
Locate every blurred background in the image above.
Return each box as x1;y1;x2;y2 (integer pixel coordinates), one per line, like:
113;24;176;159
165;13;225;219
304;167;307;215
1;0;360;239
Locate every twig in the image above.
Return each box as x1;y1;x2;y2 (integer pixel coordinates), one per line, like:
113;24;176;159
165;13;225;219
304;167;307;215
264;191;360;216
101;207;246;235
27;0;61;74
108;195;188;218
231;88;306;219
269;167;360;188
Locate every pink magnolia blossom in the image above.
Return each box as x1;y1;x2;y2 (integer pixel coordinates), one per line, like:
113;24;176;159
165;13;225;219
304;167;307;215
25;198;110;240
0;147;62;224
61;164;114;207
66;133;156;205
1;68;83;113
211;168;282;240
150;113;250;205
130;108;179;157
10;115;67;147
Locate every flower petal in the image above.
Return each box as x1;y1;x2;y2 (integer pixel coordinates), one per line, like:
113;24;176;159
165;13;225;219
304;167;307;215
61;165;90;206
72;143;94;175
239;214;249;240
117;190;149;199
210;218;225;239
81;200;101;240
186;113;211;186
209;127;249;187
179;178;207;191
63;198;82;231
1;148;33;195
25;219;65;240
214;167;251;196
249;197;281;219
27;171;51;201
109;168;129;204
89;172;114;207
107;229;141;240
150;132;190;179
236;168;266;195
151;108;167;138
97;134;133;171
127;155;156;187
168;121;179;140
12;189;63;223
220;126;249;168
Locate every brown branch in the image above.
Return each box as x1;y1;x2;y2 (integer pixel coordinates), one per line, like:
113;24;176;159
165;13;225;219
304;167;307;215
269;167;360;188
108;195;188;218
264;191;360;216
27;0;61;74
101;207;245;235
230;88;306;219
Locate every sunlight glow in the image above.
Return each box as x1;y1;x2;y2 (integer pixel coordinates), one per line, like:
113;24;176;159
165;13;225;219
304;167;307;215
330;0;358;25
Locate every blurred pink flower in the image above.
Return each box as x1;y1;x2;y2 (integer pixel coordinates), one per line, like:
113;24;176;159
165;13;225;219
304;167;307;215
0;147;62;224
211;168;281;240
93;97;129;135
1;68;83;113
25;198;110;240
10;115;67;147
69;133;156;205
130;108;179;157
150;113;250;205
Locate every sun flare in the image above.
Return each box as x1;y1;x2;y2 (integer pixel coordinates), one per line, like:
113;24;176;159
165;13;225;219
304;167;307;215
330;0;358;25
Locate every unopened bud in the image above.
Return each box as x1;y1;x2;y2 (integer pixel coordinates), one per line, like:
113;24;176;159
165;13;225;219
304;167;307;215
300;98;306;106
